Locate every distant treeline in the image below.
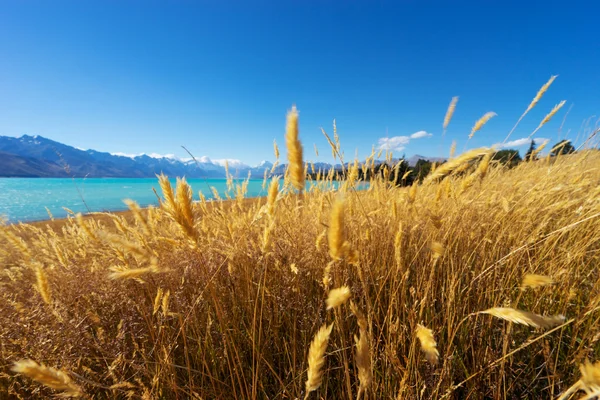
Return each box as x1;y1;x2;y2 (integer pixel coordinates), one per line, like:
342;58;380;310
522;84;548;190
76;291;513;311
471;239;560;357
309;139;578;186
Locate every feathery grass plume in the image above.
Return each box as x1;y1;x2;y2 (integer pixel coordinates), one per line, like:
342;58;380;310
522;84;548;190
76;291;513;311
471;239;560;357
1;229;31;259
321;127;338;161
328;196;345;260
527;75;558;113
326;286;351;309
109;266;158;280
76;213;99;242
333;118;339;147
476;151;493;181
504;75;557;143
481;307;565;329
315;229;326;251
407;180;418;203
443;96;459;131
354;325;372;399
273;139;280;160
262;168;269;190
557;360;600;400
124;199;150;235
530;139;549;159
424;147;492;184
449;140;457;159
285;105;305;192
394;223;404;267
580;360;600;391
314;143;319;157
469;112;497;139
529;100;567;139
261;221;275;253
304;323;334;398
430;241;445;260
45;207;54;221
176;177;195;227
153;288;164;316
35;265;52;305
347;159;359;187
161;290;170;316
12;359;83;397
521;273;554;290
267;177;279;217
158;177;198;241
158;174;176;213
416;324;439;365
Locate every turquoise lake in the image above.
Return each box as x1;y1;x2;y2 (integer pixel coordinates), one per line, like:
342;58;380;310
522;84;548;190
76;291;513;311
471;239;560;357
0;178;270;223
0;178;347;223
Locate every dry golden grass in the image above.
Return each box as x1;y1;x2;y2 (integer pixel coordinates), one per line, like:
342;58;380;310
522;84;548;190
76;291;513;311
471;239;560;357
1;97;600;399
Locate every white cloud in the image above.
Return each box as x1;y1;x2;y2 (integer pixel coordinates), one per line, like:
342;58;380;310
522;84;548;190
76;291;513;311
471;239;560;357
410;130;433;139
493;137;549;149
213;159;249;168
378;136;410;151
377;131;432;152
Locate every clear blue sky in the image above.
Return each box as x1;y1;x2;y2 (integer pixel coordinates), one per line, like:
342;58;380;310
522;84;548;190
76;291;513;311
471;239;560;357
1;0;598;165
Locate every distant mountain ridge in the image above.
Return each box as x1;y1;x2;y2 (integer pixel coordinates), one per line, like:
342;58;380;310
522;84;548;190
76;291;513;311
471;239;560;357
0;135;444;178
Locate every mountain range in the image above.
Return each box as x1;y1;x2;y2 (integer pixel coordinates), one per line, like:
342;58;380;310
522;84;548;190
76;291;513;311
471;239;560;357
0;135;444;178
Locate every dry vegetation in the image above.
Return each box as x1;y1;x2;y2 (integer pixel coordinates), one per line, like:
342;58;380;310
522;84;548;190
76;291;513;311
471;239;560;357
2;87;600;399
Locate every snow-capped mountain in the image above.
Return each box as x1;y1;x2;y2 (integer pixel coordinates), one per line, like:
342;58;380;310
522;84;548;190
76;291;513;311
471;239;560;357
0;134;446;178
0;135;282;178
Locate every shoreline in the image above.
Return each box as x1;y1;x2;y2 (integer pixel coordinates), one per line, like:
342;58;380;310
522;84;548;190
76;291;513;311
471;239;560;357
23;196;266;231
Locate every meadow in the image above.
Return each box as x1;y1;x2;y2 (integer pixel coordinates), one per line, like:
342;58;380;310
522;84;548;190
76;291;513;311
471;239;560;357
1;83;600;399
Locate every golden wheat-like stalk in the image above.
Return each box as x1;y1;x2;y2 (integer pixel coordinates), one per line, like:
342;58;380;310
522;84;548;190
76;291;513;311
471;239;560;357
304;323;334;398
430;241;445;260
124;199;150;234
175;178;196;234
328;196;345;260
424;148;492;184
530;139;549;159
326;286;351;309
416;324;439;365
449;140;457;159
76;213;99;242
521;273;554;289
529;100;566;139
476;151;493;181
108;266;158;280
286;105;305;192
481;307;565;329
355;326;372;398
12;359;83;397
267;177;279;217
527;75;558;113
158;174;176;213
580;360;600;391
153;288;164;316
161;289;170;316
469;112;497;139
503;75;557;143
443;96;459;131
34;265;52;305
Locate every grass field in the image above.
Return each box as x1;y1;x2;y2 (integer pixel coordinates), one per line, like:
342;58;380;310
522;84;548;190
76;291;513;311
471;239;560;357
2;102;600;399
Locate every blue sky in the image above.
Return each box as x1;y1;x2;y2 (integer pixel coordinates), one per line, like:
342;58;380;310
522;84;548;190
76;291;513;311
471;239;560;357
1;1;599;165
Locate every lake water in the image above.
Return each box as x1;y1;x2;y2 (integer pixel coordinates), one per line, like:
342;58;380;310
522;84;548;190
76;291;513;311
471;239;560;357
0;178;271;223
